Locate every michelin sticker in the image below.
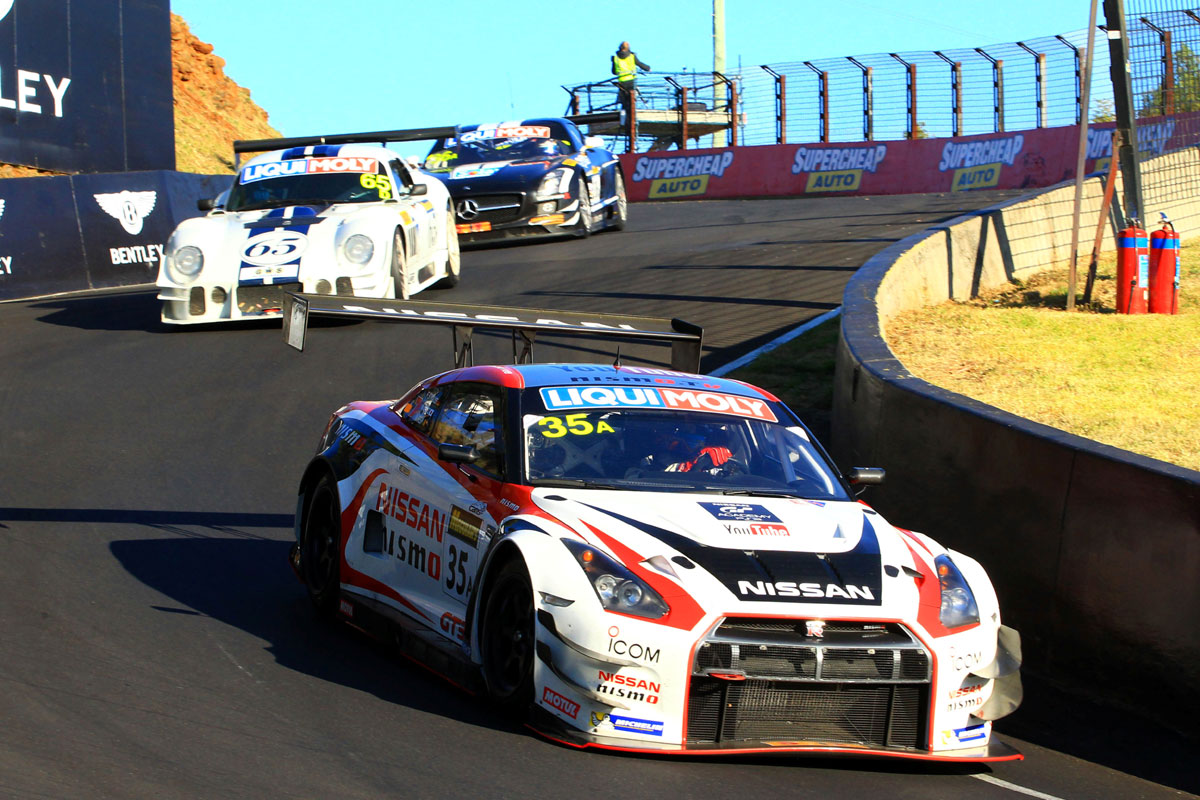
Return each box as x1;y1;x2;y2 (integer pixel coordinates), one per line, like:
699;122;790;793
792;145;888;192
630;151;735;199
939;135;1024;191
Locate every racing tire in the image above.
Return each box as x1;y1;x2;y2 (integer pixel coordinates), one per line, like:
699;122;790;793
480;557;536;712
391;229;410;300
434;208;461;290
610;171;628;231
300;475;342;616
573;176;594;238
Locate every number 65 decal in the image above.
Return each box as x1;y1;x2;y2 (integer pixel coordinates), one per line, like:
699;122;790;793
242;231;309;267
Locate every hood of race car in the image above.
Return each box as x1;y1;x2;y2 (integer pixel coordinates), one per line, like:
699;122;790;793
180;204;370;284
531;489;915;609
435;156;571;193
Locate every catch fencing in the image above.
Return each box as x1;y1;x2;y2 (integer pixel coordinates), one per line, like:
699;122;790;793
1124;2;1200;213
566;27;1115;152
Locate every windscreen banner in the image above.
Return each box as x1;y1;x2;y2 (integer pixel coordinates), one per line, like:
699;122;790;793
619;115;1199;202
0;171;231;300
0;0;174;173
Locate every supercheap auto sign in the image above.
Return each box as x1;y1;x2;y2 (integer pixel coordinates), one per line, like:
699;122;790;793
0;0;174;172
617;119;1168;202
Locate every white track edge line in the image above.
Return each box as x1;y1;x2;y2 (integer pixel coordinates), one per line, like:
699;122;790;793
970;773;1069;800
709;306;842;377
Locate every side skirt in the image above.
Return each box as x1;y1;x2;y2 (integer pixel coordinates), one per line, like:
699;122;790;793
338;590;484;696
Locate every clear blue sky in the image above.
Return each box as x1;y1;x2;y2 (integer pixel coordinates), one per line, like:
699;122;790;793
170;0;1098;152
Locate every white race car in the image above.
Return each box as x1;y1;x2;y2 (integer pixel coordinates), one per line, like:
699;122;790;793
157;137;460;324
285;296;1023;762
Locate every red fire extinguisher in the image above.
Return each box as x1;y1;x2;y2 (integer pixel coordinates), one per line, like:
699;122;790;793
1148;215;1180;314
1116;223;1149;315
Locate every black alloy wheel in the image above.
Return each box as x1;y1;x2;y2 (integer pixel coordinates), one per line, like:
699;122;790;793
301;475;342;615
481;558;536;710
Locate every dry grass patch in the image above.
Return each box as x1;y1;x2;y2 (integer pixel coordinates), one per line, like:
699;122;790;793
886;241;1200;471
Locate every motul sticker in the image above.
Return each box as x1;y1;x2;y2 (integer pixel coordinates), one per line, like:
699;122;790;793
542;687;579;719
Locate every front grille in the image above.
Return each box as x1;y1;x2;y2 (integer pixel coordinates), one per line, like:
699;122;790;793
687;617;931;748
236;282;301;315
457;194;524;224
687;679;926;748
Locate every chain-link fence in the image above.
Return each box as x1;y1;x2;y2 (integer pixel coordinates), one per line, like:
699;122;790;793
1123;2;1200;215
565;26;1118;152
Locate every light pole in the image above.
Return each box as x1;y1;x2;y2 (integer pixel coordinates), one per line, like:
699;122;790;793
713;0;727;146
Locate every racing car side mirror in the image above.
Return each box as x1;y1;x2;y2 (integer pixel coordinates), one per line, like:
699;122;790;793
846;467;886;486
438;443;479;464
197;197;216;211
406;184;429;196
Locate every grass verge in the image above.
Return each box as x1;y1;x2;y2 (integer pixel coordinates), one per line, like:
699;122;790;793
728;240;1198;473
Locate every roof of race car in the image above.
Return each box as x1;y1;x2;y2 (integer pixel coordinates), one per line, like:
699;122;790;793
241;142;397;168
441;363;779;401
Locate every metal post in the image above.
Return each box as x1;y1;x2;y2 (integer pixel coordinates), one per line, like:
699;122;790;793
713;0;727;147
1055;34;1083;124
680;86;690;149
761;65;786;144
1140;18;1175;115
729;80;740;146
804;62;829;142
1104;0;1146;224
1017;42;1047;128
848;57;874;141
890;54;917;138
976;48;1005;132
934;52;962;137
1068;0;1100;311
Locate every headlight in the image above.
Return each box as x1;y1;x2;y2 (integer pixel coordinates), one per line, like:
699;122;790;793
936;554;979;628
562;538;669;619
342;234;374;265
535;168;573;200
167;245;204;283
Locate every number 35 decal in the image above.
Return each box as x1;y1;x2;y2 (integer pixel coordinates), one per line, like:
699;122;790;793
538;414;615;438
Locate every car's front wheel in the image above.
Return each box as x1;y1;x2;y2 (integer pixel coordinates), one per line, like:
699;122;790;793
480;557;535;711
391;229;410;300
610;170;628;231
300;475;342;616
434;207;461;289
573;176;594;238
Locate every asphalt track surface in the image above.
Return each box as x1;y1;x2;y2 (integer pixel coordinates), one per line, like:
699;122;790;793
1;194;1195;799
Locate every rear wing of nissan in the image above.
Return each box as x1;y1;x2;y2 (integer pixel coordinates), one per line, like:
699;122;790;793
282;294;703;373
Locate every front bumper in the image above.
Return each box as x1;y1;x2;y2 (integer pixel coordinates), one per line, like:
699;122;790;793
528;707;1023;761
452;190;582;243
534;607;1022;761
158;274;380;325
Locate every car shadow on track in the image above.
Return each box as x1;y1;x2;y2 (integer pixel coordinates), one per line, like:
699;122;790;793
25;288;361;333
107;532;520;738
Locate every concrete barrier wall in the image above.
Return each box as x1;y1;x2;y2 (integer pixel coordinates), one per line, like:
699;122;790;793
0;170;230;301
832;168;1200;732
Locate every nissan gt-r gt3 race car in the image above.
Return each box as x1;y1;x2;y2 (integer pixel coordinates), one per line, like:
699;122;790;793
156;137;460;324
285;295;1023;761
421;116;627;243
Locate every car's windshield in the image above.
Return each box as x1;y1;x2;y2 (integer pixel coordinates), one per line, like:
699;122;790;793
226;157;395;211
522;389;849;500
425;126;573;171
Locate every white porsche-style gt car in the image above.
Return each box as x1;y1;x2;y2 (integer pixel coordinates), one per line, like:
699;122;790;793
285;295;1023;761
157;137;460;324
